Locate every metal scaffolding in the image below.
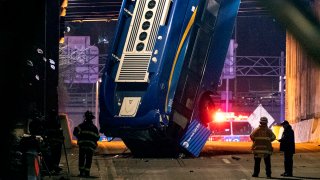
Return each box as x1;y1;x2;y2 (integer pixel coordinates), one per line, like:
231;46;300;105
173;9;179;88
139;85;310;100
236;54;285;77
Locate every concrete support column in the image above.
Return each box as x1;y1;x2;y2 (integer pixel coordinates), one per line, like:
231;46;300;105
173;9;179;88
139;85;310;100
286;1;320;124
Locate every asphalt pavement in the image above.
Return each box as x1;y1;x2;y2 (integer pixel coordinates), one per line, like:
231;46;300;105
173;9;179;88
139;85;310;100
44;141;320;180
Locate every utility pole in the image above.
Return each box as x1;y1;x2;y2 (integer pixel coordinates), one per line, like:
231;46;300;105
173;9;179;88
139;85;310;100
95;80;100;127
226;78;229;113
280;51;285;121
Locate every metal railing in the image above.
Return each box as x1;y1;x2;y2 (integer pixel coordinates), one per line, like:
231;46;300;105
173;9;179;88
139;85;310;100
66;92;96;108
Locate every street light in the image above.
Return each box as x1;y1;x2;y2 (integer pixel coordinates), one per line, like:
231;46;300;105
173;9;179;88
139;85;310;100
95;78;101;127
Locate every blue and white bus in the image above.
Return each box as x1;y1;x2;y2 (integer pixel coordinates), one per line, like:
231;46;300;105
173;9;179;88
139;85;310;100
99;0;240;157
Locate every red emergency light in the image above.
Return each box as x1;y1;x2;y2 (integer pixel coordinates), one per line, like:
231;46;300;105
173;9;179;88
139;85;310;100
214;111;226;122
212;111;248;122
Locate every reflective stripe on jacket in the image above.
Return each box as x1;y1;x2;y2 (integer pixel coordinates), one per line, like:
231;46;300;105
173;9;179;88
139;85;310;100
73;121;100;151
250;125;276;155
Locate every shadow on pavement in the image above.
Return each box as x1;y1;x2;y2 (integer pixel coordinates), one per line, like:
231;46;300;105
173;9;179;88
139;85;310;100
270;176;320;180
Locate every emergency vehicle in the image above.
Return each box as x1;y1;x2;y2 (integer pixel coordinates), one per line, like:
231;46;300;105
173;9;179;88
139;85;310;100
208;111;253;142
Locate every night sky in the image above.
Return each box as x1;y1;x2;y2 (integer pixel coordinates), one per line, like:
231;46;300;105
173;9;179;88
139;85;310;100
236;16;286;56
225;15;286;120
218;15;286;94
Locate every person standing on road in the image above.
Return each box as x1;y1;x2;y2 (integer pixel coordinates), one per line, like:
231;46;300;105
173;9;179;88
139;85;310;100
73;111;100;177
45;110;64;174
250;117;276;179
278;120;295;177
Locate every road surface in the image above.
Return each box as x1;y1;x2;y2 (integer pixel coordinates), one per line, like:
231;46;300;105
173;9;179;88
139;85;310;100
45;141;320;180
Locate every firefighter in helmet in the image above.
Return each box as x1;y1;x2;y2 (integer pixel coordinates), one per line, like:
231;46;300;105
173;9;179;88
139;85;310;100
73;111;100;177
250;117;276;178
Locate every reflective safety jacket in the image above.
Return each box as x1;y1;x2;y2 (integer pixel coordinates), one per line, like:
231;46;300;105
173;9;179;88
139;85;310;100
73;121;100;151
250;124;276;155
